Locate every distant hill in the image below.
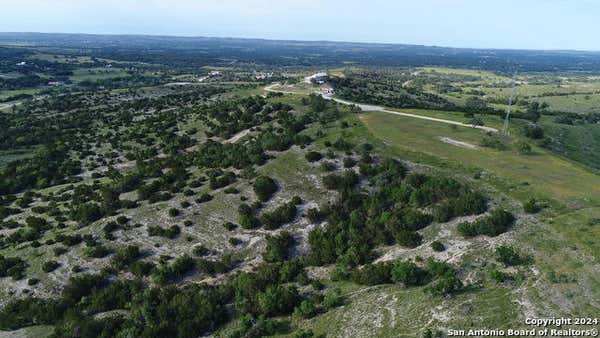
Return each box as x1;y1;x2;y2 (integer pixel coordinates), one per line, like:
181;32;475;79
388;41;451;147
2;32;600;72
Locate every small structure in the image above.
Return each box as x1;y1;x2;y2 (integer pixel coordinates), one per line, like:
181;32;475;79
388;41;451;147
209;70;222;76
48;81;63;87
255;72;273;80
16;61;27;66
320;83;334;95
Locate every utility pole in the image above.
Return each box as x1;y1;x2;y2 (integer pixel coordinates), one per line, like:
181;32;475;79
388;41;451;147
503;71;518;135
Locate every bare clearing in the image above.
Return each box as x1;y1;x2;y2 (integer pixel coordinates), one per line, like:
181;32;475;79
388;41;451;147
439;137;478;149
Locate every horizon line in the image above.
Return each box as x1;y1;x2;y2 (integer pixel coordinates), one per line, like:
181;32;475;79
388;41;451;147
1;31;600;54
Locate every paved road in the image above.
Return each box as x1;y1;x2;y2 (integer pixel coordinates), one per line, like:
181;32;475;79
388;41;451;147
265;83;498;133
0;101;21;111
322;95;498;133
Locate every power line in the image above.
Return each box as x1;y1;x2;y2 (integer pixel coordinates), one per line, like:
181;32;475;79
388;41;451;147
502;71;518;135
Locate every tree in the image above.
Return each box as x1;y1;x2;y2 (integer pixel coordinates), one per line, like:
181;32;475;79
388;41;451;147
264;232;295;263
390;261;427;286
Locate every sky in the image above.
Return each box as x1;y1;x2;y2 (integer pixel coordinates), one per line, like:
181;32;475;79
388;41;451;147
1;0;599;51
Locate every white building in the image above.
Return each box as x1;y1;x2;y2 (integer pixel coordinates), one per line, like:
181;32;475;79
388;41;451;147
306;72;328;83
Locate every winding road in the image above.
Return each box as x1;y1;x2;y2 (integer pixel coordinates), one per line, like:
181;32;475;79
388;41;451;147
265;83;498;133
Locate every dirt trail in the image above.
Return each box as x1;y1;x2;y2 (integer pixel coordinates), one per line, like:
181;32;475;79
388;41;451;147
225;129;251;143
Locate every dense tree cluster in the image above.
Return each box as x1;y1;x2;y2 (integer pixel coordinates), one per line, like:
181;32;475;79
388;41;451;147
347;258;463;296
309;159;487;267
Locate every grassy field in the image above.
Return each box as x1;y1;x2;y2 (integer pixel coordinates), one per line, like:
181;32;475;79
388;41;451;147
0;88;40;100
69;68;129;82
532;93;600;114
360;111;600;208
0;148;35;168
541;116;600;171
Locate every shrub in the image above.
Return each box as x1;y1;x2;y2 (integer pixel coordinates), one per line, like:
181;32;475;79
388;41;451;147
457;209;515;237
305;151;323;163
480;134;508;150
394;230;423;248
129;261;155;277
343;157;356;168
193;245;210;257
229;237;243;246
424;274;463;296
195;193;213;204
523;198;541;213
147;225;180;239
351;263;392;285
264;232;295;263
320;161;336;172
239;203;261;229
256;285;301;317
224;187;239;194
322;170;359;191
322;288;344;309
42;261;60;273
294;300;318;318
55;234;83;246
111;245;141;270
253;176;278;202
53;246;68;256
223;222;237;231
209;172;237;190
168;208;180;217
495;245;529;266
0;255;27;280
524;124;544;139
516;141;532;154
260;201;297;230
332;138;353;151
306;208;325;223
197;254;237;275
430;241;445;252
152;255;195;285
490;269;515;283
70;203;103;224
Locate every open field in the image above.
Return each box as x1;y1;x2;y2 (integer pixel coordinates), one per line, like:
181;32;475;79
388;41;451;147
361;111;600;207
69;68;130;82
